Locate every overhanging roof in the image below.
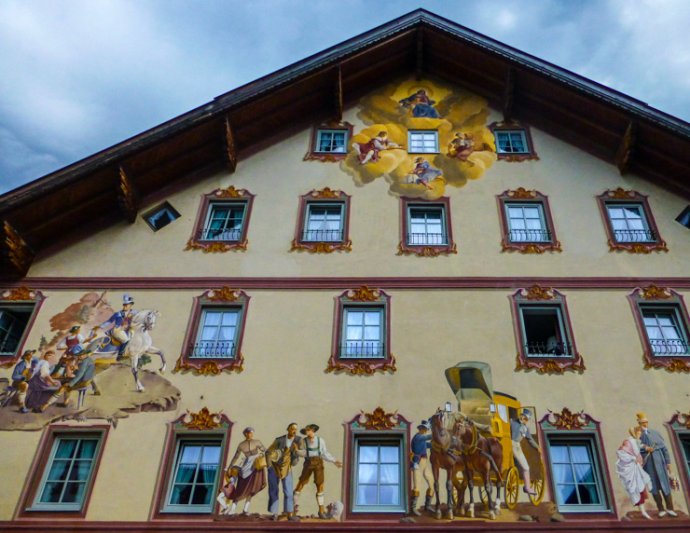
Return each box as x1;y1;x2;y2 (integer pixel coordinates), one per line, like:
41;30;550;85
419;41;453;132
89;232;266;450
2;8;689;279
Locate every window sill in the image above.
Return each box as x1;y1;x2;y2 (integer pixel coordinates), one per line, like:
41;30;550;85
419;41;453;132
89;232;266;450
515;352;585;374
326;355;396;375
607;239;668;253
502;239;562;254
643;354;690;372
185;238;247;253
174;354;244;375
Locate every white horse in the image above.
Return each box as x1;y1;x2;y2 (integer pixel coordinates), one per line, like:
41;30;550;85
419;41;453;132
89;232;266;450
87;309;166;392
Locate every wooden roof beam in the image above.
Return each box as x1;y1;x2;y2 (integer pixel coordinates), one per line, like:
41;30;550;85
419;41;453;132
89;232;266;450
1;220;35;280
334;65;343;121
224;116;237;172
503;68;515;121
615;121;636;175
117;165;140;223
416;27;424;80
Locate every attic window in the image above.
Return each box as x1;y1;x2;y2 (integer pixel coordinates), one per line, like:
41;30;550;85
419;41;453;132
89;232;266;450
489;121;539;162
144;202;180;232
677;206;690;229
304;122;353;162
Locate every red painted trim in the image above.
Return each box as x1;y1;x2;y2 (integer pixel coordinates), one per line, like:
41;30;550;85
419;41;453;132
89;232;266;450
0;289;46;367
7;277;690;291
496;190;562;254
15;424;111;520
291;189;352;253
397;197;457;257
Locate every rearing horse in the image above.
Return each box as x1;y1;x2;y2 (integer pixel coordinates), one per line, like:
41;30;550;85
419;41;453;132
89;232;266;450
429;410;465;520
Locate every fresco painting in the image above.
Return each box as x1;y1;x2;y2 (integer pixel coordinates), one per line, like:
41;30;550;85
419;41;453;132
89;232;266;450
0;292;179;430
342;79;497;200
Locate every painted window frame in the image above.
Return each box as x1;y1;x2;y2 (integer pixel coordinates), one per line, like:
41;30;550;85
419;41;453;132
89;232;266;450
290;188;352;253
628;285;690;372
327;287;396;375
497;188;561;253
596;189;667;253
511;286;585;374
142;201;181;232
174;288;249;375
0;287;45;367
666;412;690;511
489;121;539;161
304;121;353;162
397;197;457;257
151;409;233;519
343;408;410;519
185;186;255;253
407;130;439;154
17;424;109;519
539;409;614;515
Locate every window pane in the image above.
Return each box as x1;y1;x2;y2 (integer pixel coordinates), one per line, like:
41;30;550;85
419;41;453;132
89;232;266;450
61;482;86;504
379;485;400;505
359;445;378;463
39;482;64;503
364;312;380;326
191;484;212;505
380;464;400;484
170;484;192;505
357;485;378;505
47;460;71;482
358;464;378;484
380;445;399;463
69;461;93;482
175;464;197;484
55;439;78;459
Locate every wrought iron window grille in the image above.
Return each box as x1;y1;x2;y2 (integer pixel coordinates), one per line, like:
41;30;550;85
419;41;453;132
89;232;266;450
340;342;384;359
525;341;573;357
199;227;242;241
302;229;344;242
613;229;656;242
650;339;690;356
509;229;551;242
406;233;447;245
191;341;236;359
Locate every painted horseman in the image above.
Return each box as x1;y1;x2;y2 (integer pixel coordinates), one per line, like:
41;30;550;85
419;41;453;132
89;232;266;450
94;294;136;358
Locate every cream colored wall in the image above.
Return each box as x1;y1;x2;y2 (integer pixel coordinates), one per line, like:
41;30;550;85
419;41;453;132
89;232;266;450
27;106;690;280
1;287;689;519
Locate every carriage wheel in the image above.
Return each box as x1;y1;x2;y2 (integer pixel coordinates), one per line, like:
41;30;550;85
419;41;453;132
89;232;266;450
504;467;520;510
528;462;546;506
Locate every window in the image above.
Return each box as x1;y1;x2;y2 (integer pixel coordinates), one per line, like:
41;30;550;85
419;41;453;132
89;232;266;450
489;121;538;161
597;189;667;253
327;287;396;375
144;201;181;231
677;206;690;229
497;189;561;253
512;286;585;374
540;409;612;515
628;285;690;371
408;130;438;153
304;122;353;162
398;197;456;256
152;409;232;518
291;188;352;253
353;438;405;512
19;425;109;517
0;288;44;365
668;412;690;508
175;288;249;375
186;186;254;253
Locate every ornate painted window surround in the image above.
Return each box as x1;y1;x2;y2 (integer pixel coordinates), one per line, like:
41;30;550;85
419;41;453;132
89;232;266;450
512;286;585;374
326;287;396;375
0;287;45;367
290;188;352;253
184;186;255;253
342;407;410;520
397;196;457;257
488;120;539;162
174;288;249;375
538;408;615;516
628;285;690;372
303;121;353;162
151;408;233;520
596;188;668;254
496;188;562;254
666;411;690;510
16;424;110;519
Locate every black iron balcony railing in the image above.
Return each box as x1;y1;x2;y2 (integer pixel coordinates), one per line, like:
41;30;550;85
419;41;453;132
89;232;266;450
302;229;343;242
340;341;384;359
525;340;573;357
199;227;242;241
650;338;690;356
406;233;447;246
613;229;656;242
509;229;551;242
191;341;236;358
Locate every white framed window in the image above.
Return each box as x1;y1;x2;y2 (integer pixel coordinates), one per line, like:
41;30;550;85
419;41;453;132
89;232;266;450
605;203;654;242
315;129;348;153
193;308;241;359
163;438;223;513
353;437;405;512
407;205;447;245
494;130;528;154
641;306;689;356
546;435;608;512
202;202;246;242
505;203;550;242
303;202;345;242
519;305;572;357
0;305;33;356
31;435;103;512
342;306;384;359
408;130;438;153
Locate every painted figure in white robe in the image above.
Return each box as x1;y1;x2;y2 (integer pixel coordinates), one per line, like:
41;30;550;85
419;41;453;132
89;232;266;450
616;426;652;519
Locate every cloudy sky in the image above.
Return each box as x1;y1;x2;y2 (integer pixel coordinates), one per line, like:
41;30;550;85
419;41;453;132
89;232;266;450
1;0;689;195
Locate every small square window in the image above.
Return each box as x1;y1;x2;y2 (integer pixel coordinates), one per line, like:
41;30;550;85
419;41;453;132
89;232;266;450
408;131;438;153
520;305;572;356
316;129;348;153
495;130;528;154
291;189;352;253
193;308;242;358
506;203;549;243
398;197;456;256
144;202;181;232
640;306;689;356
352;438;405;512
201;202;246;242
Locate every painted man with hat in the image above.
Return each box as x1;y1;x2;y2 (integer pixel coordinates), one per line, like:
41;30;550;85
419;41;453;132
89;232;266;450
95;293;136;358
8;349;37;411
510;408;540;496
293;423;342;519
410;419;434;515
219;426;266;516
636;412;677;517
265;422;302;521
39;345;96;411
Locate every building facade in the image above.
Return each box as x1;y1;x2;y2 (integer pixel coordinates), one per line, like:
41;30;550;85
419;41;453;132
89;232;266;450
1;10;690;531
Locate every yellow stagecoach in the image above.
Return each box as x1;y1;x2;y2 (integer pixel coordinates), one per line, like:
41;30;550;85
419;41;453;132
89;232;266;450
445;361;546;510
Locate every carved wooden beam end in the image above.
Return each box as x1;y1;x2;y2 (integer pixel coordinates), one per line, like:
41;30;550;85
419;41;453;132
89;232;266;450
224;116;238;173
615;121;636;175
0;220;35;279
117;165;140;224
